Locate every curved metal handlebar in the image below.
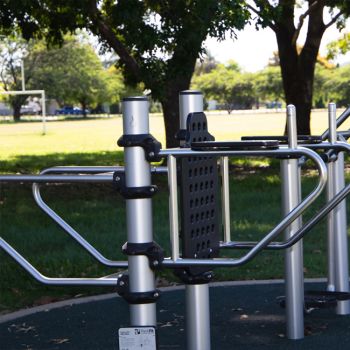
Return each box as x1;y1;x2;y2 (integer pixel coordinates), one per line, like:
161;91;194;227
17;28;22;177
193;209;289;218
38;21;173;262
0;237;119;286
0;148;326;278
31;166;166;267
32;166;128;268
220;141;350;251
161;146;327;268
0;166;168;284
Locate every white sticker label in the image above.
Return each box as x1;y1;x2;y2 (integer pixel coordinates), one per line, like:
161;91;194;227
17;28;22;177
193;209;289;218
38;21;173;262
118;327;156;350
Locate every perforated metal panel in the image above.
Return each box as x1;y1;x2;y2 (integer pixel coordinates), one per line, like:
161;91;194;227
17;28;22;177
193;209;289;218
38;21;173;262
179;112;220;276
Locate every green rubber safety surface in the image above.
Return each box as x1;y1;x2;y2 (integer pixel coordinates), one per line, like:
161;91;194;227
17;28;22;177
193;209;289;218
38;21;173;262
1;282;350;349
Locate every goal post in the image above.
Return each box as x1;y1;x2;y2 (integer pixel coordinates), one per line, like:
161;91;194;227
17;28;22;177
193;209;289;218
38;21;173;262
0;89;47;135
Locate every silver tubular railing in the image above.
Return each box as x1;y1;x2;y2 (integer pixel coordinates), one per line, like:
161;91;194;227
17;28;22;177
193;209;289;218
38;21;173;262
220;141;350;251
31;166;166;268
0;164;170;283
220;156;231;243
160;146;327;268
221;183;350;251
321;105;350;141
0;166;168;269
32;184;127;268
0;237;119;286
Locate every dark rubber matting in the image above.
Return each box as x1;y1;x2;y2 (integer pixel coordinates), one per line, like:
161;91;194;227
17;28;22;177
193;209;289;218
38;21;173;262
1;282;350;349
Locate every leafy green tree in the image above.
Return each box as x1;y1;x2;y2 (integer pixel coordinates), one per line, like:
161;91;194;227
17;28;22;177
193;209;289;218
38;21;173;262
192;62;256;113
327;32;350;59
33;37;118;116
0;34;123;119
323;64;350;107
254;66;283;106
0;34;46;120
0;1;249;147
248;0;350;135
313;60;335;108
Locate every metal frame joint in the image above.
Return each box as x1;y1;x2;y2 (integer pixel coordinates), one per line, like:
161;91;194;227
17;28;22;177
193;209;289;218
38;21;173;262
116;273;161;304
117;133;162;162
122;241;164;269
113;172;158;199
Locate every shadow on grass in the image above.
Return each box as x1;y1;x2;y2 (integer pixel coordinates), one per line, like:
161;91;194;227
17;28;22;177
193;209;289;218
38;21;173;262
0;151;125;173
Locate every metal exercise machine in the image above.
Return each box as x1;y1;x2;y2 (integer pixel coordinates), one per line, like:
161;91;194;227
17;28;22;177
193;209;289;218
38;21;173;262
1;91;350;349
241;102;350;339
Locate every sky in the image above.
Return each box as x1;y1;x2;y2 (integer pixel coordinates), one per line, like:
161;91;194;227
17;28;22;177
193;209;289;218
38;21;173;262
205;16;350;72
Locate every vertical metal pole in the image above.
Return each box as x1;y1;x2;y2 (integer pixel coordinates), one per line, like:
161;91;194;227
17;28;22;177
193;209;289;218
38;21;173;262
282;105;304;340
220;157;231;242
168;155;180;261
179;90;211;350
327;103;337;292
42;91;46;135
122;97;157;326
179;90;203;134
186;285;211;350
21;60;25;91
328;103;350;315
334;151;350;315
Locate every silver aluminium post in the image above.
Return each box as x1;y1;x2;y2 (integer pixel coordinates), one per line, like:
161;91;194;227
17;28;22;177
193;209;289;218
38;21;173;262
122;97;157;326
281;105;304;339
220;156;231;243
328;103;350;315
179;90;211;350
327;103;337;292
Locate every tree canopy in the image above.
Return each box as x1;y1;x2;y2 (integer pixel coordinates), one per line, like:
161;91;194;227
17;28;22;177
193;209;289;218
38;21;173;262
0;33;47;120
32;36;123;115
0;0;250;146
0;33;125;119
192;62;257;112
249;0;350;134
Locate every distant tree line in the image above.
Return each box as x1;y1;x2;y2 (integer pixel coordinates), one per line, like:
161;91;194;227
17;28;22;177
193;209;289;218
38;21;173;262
0;33;143;120
2;30;350;125
192;52;350;114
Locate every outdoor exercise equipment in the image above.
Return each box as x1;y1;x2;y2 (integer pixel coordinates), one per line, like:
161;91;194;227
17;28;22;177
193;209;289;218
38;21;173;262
1;91;350;349
242;103;350;337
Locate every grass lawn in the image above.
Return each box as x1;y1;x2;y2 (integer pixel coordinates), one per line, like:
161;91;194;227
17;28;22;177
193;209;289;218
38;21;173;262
0;108;349;313
2;108;350;162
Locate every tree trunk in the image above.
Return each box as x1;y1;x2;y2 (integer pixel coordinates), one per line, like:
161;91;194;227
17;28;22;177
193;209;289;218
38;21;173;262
161;80;190;149
157;58;203;148
274;2;325;135
13;102;22;122
81;100;87;118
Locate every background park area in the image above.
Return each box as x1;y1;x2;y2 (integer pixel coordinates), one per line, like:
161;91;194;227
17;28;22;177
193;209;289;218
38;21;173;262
2;108;350;314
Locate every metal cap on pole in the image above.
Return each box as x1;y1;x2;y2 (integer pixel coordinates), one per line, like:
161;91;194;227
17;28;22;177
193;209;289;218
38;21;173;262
179;90;203;131
328;102;337;144
286;105;297;149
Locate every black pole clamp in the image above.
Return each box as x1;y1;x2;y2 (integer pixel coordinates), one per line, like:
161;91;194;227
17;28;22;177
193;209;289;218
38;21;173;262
117;134;162;162
116;273;161;304
122;241;164;270
174;269;214;284
113;173;158;199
